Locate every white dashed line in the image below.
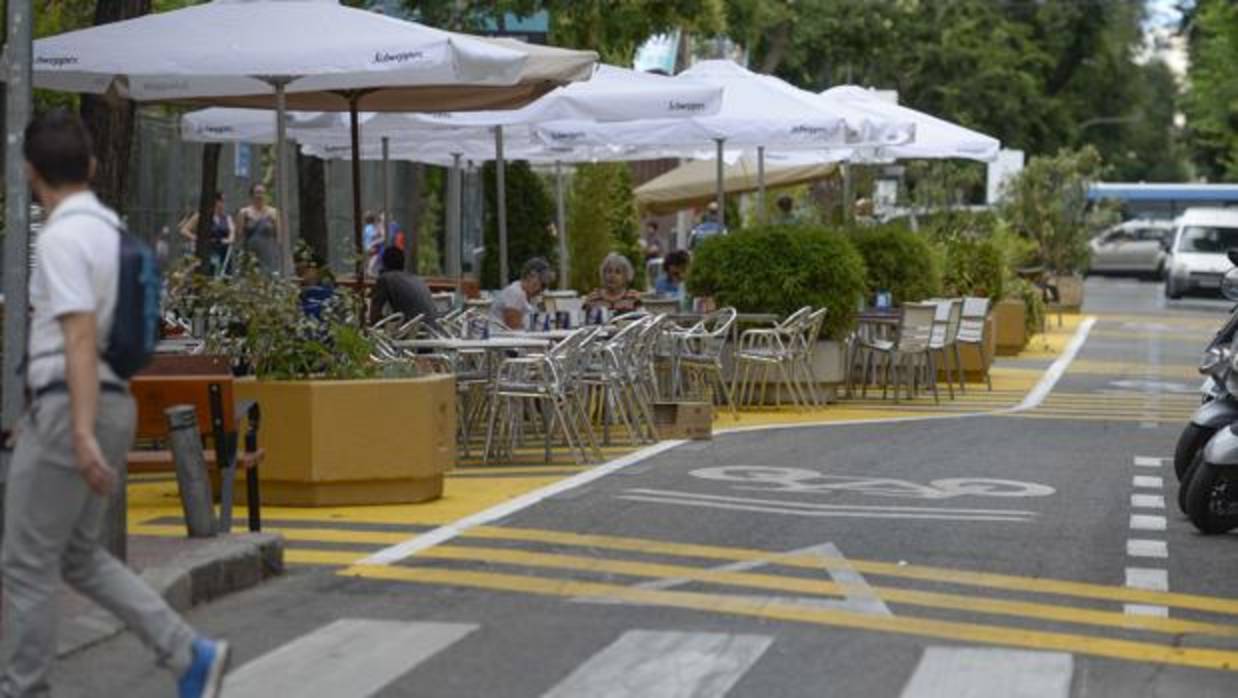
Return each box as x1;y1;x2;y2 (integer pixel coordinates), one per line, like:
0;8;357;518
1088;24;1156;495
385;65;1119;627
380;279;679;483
1123;604;1169;617
1125;567;1169;591
1130;494;1166;510
1130;514;1167;531
1133;457;1164;468
1132;475;1164;489
1126;539;1168;559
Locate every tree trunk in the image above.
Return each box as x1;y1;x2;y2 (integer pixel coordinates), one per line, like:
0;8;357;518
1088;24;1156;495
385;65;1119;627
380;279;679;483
194;143;221;265
78;0;151;215
296;151;328;266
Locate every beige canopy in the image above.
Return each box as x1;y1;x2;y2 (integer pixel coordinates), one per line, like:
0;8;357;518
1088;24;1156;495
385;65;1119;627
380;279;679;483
635;155;837;215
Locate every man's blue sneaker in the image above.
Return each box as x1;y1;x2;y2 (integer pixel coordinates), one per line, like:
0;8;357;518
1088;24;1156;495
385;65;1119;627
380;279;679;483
179;637;230;698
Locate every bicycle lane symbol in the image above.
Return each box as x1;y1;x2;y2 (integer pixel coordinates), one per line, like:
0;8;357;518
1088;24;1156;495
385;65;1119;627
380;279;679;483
686;466;1057;500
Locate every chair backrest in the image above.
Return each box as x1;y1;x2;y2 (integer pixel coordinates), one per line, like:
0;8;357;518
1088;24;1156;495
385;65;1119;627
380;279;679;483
798;307;828;353
943;299;963;343
778;306;813;331
957;296;990;342
430;293;454;314
896;303;938;352
929;300;958;346
701;307;738;338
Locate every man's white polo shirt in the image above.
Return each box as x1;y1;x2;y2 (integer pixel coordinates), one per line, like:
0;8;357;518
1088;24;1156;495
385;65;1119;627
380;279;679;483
27;191;122;390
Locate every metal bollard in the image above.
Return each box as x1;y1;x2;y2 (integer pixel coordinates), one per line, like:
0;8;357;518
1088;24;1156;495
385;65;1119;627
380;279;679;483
165;405;217;538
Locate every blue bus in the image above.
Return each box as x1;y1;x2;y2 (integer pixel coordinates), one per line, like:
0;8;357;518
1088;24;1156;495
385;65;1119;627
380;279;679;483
1088;183;1238;220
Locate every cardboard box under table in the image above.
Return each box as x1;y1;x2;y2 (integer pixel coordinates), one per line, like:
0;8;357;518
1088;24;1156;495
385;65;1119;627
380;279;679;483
654;401;713;441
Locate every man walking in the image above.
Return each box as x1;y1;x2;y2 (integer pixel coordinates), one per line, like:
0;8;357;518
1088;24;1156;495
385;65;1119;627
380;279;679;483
0;110;229;698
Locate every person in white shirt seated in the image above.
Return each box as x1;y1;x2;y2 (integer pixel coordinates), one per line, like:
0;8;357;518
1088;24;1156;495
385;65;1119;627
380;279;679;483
490;257;553;330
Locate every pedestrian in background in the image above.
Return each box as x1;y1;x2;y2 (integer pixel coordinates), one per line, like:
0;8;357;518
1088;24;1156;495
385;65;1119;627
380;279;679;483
0;110;230;698
236;183;281;274
179;192;235;276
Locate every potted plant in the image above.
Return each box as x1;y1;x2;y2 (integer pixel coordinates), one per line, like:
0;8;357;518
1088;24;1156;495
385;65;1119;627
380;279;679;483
688;224;868;401
998;146;1116;311
166;254;455;506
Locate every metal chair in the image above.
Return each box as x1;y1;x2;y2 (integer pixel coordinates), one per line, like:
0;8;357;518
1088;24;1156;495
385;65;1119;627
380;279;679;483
732;306;812;408
927;299;963;399
863;303;938;404
956;296;992;391
672;307;739;418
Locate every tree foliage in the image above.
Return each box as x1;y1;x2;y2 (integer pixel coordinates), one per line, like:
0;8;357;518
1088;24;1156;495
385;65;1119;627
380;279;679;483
566;163;642;292
480;160;555;288
1184;0;1238;180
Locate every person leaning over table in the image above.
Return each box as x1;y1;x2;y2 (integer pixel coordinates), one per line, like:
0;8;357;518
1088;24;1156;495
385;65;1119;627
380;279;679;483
490;257;553;330
585;252;643;315
367;247;439;330
655;249;691;298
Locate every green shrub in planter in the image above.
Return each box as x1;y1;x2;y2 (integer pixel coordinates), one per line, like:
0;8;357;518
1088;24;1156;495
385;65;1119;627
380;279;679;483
849;223;943;304
1006;277;1046;338
687;224;867;340
941;236;1005;300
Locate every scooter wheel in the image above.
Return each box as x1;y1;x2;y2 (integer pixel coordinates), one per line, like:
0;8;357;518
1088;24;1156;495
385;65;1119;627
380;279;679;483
1175;424;1216;482
1178;452;1203;515
1184;460;1238;534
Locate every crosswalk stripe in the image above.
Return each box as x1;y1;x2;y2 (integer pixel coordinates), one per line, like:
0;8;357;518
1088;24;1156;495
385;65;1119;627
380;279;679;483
540;630;772;698
898;647;1073;698
221;619;477;698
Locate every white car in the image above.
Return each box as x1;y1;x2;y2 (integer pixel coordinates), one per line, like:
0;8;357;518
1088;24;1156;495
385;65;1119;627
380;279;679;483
1165;207;1238;299
1088;220;1174;277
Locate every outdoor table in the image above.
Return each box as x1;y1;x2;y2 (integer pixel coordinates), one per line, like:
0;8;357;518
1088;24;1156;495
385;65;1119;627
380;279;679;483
394;337;551;352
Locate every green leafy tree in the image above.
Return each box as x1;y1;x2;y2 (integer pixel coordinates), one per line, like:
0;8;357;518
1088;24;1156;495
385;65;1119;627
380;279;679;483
998;146;1113;275
1184;0;1238;180
481;160;555;288
566;163;642;292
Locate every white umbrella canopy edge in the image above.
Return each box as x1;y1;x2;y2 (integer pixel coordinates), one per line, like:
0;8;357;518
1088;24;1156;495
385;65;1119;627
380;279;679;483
819;85;1000;162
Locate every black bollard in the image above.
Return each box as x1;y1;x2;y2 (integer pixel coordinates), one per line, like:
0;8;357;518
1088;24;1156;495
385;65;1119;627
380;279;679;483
165;405;217;538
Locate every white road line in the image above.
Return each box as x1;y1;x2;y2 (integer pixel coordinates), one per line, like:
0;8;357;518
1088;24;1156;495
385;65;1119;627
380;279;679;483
1133;457;1165;468
1125;567;1169;592
616;495;1034;523
540;630;772;698
357;440;685;566
623;488;1039;516
1140;422;1159;429
1132;475;1164;489
1126;539;1168;559
1130;494;1166;509
898;647;1073;698
221;619;477;698
1124;604;1169;618
1130;514;1168;531
1010;317;1098;412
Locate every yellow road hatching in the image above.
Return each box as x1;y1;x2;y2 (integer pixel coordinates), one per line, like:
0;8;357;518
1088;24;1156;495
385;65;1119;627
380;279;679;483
316;524;1238;673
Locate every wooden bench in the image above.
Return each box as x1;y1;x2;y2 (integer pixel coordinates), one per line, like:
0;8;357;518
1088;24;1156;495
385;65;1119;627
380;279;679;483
127;355;263;532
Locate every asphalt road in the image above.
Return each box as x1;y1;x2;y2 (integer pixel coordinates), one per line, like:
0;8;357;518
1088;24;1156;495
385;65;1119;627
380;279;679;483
54;276;1238;697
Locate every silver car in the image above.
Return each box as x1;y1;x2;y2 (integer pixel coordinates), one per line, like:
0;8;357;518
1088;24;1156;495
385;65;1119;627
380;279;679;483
1088;220;1174;278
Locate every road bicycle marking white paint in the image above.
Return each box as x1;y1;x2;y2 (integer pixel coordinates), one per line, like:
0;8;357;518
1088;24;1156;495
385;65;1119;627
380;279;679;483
540;630;772;698
1130;494;1166;510
1126;539;1168;559
687;466;1055;500
623;488;1039;516
616;494;1034;523
1132;475;1164;489
357;440;685;566
1130;515;1168;531
221;619;477;698
1133;457;1164;468
897;647;1073;698
1124;604;1169;618
1126;567;1169;592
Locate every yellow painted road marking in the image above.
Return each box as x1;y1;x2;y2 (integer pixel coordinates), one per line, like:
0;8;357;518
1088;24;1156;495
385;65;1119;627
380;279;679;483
417;545;1238;639
460;526;1238;616
340;565;1238;672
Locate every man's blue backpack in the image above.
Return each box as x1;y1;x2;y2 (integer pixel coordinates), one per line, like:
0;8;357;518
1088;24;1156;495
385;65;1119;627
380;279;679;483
71;212;162;378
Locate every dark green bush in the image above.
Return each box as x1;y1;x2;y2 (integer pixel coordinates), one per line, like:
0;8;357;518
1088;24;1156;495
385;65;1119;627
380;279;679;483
848;223;943;304
687;224;867;340
481;160;555;288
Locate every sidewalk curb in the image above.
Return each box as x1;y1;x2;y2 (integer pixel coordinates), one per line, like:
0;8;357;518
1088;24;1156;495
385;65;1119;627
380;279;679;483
57;533;284;658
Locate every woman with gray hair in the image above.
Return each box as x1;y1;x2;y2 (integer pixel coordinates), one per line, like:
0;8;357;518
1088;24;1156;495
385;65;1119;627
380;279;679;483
491;257;553;330
585;252;643;315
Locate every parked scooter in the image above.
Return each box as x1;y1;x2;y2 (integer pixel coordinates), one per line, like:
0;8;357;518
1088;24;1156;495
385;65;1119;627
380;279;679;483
1182;252;1238;533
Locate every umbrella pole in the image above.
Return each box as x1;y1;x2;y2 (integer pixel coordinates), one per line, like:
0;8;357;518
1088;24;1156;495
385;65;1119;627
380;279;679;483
273;77;293;276
446;153;462;293
715;138;725;229
381;136;393;267
3;0;32;479
555;160;568;290
757;145;766;224
495;126;509;286
349;93;364;280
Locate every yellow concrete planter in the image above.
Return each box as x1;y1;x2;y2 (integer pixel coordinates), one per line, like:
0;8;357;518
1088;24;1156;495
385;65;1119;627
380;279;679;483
1053;275;1085;310
957;314;996;382
994;298;1028;356
235;375;456;506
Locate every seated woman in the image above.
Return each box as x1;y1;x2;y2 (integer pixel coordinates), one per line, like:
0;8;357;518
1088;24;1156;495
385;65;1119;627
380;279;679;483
585;252;643;316
491;257;553;330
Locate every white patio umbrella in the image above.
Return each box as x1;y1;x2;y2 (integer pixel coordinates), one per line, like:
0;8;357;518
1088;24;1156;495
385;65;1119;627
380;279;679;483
536;60;916;228
33;0;596;275
190;64;722;284
820;86;1000;163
